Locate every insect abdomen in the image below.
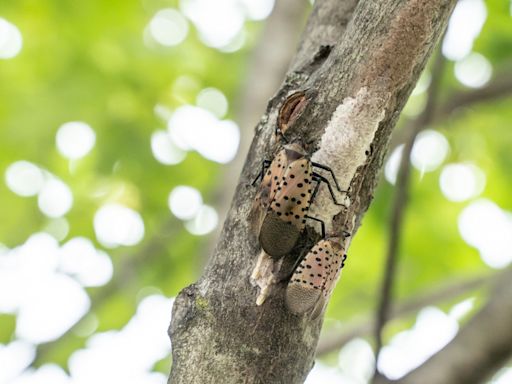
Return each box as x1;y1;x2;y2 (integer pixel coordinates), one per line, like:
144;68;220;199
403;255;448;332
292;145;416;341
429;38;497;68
258;211;300;259
260;158;313;257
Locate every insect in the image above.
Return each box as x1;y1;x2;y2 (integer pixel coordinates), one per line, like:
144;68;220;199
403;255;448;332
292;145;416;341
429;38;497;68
285;237;347;319
251;143;346;259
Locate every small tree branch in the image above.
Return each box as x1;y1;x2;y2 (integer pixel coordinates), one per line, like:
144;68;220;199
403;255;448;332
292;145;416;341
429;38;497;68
316;273;490;356
440;72;512;119
389;71;512;150
372;53;446;378
374;267;512;384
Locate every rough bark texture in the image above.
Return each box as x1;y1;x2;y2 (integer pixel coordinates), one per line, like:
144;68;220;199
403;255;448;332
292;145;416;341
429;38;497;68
168;0;456;383
374;267;512;384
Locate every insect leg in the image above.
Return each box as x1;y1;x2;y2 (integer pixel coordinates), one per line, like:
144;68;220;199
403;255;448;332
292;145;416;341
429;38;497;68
341;254;347;267
309;176;322;204
251;160;272;186
311;162;346;193
286;252;307;281
304;215;325;238
312;173;346;207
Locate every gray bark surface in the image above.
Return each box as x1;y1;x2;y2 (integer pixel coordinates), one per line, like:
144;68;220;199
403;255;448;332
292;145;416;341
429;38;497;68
168;0;456;383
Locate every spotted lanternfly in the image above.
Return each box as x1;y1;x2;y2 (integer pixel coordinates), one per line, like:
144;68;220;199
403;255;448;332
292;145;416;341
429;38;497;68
276;91;308;140
249;146;296;232
285;237;347;319
252;143;346;259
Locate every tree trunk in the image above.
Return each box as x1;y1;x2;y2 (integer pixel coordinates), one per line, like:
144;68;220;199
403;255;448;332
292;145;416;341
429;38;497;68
167;0;456;383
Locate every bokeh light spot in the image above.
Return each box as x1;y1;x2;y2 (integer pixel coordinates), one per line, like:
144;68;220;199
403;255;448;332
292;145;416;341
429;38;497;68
68;295;173;383
196;87;228;118
16;273;90;344
442;0;487;60
0;18;23;59
5;161;45;197
338;338;375;383
411;130;450;173
59;237;113;287
492;368;512;384
305;362;349;383
151;130;187;165
56;121;96;160
240;0;275;20
454;52;492;88
458;199;512;268
439;163;485;202
385;145;404;185
94;203;145;248
378;307;458;379
168;105;239;163
9;364;71;384
449;298;474;321
17;232;60;273
185;205;219;235
180;0;245;49
38;179;74;218
168;186;202;220
0;341;35;383
44;218;70;242
149;8;189;47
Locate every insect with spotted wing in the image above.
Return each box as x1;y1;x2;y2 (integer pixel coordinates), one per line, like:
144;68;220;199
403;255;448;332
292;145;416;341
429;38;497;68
251;143;346;259
285;237;347;319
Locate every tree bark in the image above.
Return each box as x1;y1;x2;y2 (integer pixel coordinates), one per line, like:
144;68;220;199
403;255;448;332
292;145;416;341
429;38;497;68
167;0;456;383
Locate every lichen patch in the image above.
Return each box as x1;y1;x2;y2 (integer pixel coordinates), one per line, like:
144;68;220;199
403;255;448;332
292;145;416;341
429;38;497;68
309;87;386;231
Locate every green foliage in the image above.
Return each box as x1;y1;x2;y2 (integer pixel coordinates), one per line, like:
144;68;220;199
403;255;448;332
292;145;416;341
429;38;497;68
1;0;512;381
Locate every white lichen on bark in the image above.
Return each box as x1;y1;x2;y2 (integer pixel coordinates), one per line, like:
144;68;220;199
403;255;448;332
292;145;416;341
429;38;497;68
309;87;386;233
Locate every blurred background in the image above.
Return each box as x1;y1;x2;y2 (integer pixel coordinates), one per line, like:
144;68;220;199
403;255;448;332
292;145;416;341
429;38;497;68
0;0;511;383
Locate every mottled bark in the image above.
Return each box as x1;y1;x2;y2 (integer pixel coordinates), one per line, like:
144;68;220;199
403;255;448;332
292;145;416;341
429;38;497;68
168;0;456;383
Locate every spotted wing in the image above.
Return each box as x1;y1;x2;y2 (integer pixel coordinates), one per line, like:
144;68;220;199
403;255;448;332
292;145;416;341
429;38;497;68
253;148;289;211
250;149;290;233
310;240;347;319
268;158;313;231
285;239;334;315
322;240;346;298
